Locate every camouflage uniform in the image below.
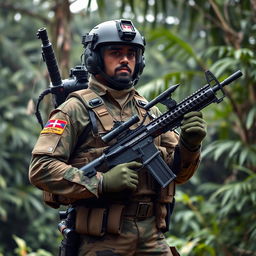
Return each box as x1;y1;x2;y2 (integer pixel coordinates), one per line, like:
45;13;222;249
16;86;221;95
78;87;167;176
29;76;200;255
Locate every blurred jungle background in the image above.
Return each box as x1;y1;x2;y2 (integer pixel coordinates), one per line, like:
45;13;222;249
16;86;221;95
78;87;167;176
0;0;255;255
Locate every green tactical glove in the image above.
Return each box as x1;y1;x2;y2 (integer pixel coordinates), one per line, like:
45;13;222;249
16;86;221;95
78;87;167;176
102;161;142;193
180;111;207;151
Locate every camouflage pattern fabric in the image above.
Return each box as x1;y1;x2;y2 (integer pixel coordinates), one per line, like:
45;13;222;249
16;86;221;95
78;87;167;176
78;216;173;256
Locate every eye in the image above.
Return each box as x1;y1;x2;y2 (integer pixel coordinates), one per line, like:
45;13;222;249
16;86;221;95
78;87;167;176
127;51;136;59
109;50;122;57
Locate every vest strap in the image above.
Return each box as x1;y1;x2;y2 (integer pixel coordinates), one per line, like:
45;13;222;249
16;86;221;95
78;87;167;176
88;109;98;136
68;89;114;132
68;89;154;134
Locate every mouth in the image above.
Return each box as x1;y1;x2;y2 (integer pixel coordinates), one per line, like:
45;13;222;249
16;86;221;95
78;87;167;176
116;66;131;74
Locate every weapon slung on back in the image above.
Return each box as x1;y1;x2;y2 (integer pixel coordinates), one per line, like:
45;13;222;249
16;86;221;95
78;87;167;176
37;27;65;106
36;28;88;128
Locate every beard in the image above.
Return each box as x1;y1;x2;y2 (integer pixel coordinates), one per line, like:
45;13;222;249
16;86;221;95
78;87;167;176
100;63;135;90
112;72;132;84
111;64;133;84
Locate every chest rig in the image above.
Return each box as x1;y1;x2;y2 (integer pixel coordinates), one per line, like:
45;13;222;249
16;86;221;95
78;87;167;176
69;88;163;193
69;88;158;145
45;88;176;232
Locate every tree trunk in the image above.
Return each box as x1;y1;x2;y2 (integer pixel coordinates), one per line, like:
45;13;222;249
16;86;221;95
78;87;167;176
52;0;72;78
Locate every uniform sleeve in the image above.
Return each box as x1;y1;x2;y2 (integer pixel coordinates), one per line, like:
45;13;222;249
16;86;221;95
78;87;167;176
175;142;200;184
29;98;102;198
160;130;200;184
152;106;201;185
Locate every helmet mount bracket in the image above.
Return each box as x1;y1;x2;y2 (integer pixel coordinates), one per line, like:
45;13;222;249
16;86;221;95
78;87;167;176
82;33;98;50
116;20;136;41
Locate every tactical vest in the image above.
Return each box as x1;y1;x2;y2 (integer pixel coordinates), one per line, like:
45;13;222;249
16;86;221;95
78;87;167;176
43;88;175;232
68;88;158;164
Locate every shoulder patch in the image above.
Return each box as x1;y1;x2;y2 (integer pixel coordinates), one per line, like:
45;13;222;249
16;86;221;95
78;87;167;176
41;119;68;135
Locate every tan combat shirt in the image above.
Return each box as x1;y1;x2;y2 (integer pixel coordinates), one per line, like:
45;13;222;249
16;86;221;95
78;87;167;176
29;76;200;202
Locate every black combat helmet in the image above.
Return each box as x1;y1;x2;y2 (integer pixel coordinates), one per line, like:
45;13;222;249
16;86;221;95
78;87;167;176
82;19;146;90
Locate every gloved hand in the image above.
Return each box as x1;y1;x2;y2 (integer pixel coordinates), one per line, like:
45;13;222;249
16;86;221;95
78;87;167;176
102;161;142;193
180;111;207;151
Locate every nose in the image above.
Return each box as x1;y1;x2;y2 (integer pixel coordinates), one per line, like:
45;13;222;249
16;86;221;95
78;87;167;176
120;54;129;63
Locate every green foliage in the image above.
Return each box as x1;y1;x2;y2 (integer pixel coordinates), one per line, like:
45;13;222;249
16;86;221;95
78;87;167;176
13;235;53;256
168;166;256;255
0;2;59;254
202;140;256;167
0;0;255;255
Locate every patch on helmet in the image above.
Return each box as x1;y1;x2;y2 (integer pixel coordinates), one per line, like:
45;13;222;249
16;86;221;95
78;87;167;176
41;119;67;135
121;23;134;32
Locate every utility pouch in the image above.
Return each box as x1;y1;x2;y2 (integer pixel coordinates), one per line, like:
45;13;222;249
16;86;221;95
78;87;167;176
107;204;124;235
75;206;107;237
75;204;125;236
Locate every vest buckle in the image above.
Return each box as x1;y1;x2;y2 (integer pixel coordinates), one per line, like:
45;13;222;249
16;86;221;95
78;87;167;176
89;97;103;108
137;99;147;108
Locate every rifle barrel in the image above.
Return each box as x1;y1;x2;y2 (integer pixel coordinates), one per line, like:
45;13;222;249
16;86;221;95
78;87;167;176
214;70;243;92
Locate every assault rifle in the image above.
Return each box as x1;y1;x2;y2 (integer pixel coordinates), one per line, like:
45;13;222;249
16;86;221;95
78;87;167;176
36;27;88;128
80;70;243;188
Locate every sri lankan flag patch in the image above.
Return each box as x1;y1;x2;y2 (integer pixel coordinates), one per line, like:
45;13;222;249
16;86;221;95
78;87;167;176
41;119;67;135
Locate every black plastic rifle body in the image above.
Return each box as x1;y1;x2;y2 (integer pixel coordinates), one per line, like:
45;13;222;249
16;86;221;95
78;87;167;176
37;27;66;106
58;208;79;256
80;70;243;188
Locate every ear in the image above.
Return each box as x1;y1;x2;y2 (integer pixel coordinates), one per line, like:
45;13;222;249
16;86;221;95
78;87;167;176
84;49;101;75
136;54;145;75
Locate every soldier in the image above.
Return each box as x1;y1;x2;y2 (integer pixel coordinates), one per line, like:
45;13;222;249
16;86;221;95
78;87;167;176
29;19;207;256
